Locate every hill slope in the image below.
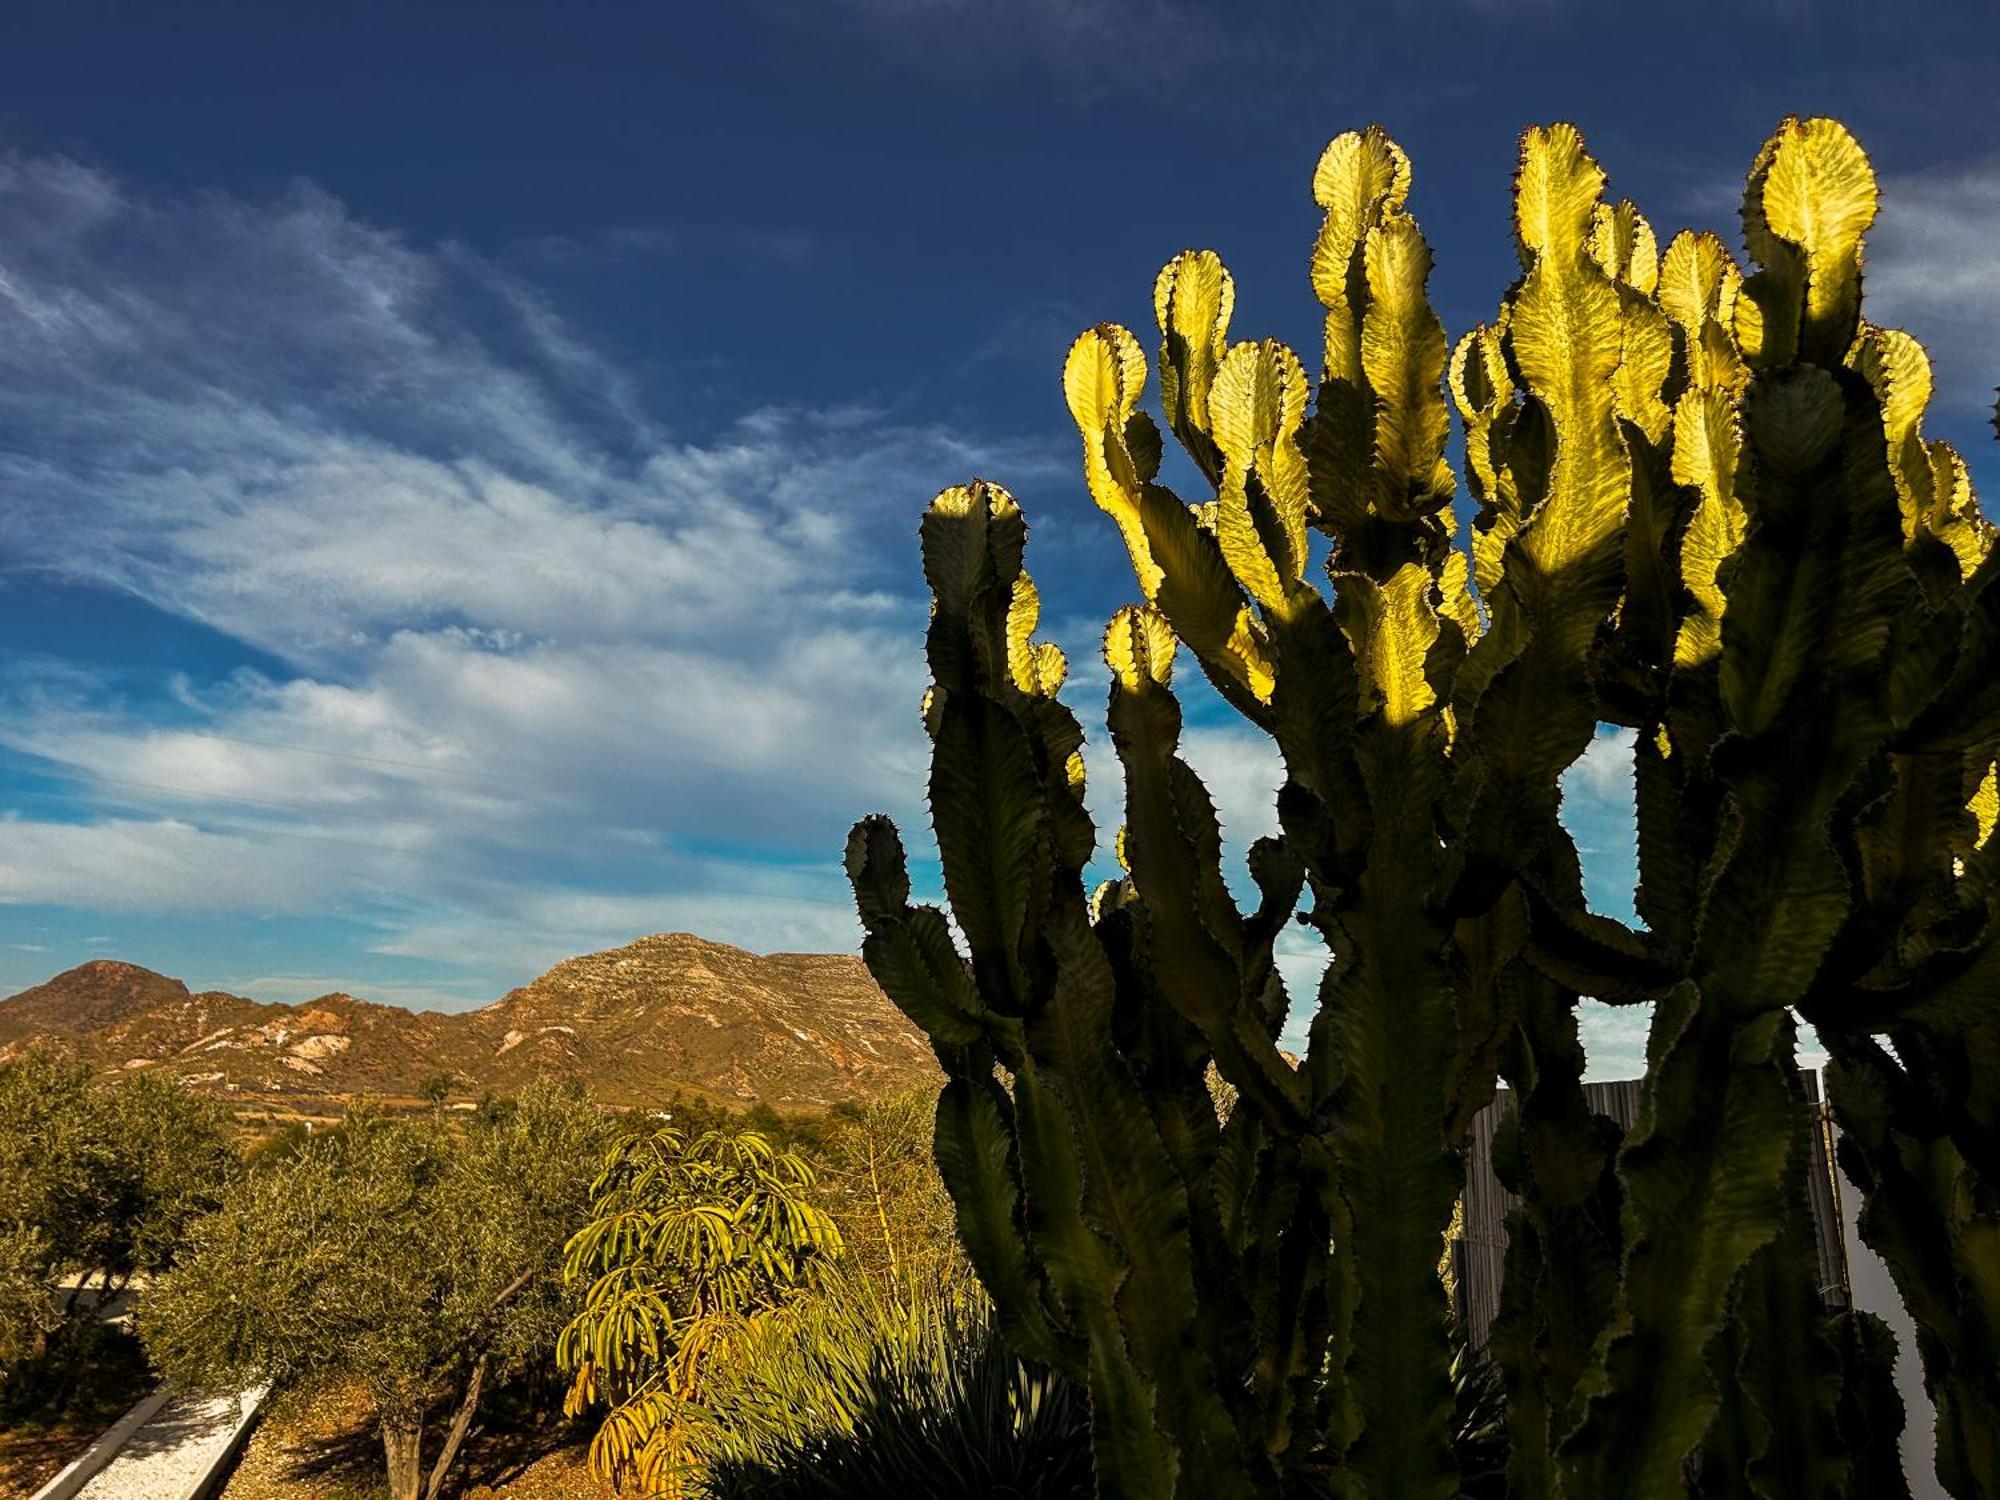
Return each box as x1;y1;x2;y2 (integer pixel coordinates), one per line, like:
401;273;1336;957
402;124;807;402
0;938;937;1111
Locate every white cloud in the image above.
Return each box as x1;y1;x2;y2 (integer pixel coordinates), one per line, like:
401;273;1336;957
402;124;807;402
375;885;868;980
1563;724;1636;804
216;972;490;1013
1870;157;2000;418
0;151;1055;985
0;815;356;913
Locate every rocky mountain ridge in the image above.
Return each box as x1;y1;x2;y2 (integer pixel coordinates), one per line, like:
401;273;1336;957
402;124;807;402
0;934;938;1111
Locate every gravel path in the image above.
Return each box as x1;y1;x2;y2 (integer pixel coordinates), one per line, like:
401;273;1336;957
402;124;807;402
69;1387;264;1500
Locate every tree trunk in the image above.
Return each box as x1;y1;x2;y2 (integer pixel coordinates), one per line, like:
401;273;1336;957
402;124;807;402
423;1354;489;1500
382;1416;425;1500
415;1267;535;1500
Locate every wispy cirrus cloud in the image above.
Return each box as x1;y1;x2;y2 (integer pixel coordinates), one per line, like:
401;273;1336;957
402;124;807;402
0;151;1057;992
1871;156;2000;419
0;142;1717;1077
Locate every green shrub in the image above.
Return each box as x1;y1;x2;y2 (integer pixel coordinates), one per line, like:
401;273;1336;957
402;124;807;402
697;1296;1091;1500
143;1082;613;1500
558;1123;841;1496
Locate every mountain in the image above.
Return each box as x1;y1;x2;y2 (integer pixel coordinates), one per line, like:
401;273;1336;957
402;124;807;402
0;938;938;1112
0;959;210;1035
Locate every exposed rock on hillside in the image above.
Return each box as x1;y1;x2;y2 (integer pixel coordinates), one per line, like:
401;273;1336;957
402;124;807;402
0;936;937;1111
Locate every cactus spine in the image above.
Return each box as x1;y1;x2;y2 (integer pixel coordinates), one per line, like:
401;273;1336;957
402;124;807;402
850;117;2000;1497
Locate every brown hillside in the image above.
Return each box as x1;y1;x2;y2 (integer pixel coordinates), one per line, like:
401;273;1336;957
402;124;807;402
0;936;937;1111
0;959;207;1034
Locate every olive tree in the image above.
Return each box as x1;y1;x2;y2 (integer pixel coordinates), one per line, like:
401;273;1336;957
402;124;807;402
0;1052;235;1396
142;1082;614;1500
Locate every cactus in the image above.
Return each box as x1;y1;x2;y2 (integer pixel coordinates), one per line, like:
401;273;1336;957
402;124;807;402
849;117;1999;1497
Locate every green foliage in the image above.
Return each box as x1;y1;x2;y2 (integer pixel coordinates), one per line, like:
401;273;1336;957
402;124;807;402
812;1089;971;1302
852;117;2000;1497
696;1289;1093;1500
0;1052;236;1284
418;1070;457;1110
557;1122;841;1496
556;1090;1064;1497
0;1051;235;1399
0;1225;58;1387
142;1080;613;1500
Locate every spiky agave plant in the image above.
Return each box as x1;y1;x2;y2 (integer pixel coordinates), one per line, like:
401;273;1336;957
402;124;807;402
696;1289;1095;1500
848;117;2000;1498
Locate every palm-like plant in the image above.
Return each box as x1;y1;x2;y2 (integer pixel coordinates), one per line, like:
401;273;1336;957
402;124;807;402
558;1125;842;1497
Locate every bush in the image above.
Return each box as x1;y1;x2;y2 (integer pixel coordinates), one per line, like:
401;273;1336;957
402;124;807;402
143;1081;614;1500
0;1052;235;1402
557;1122;840;1497
698;1292;1091;1500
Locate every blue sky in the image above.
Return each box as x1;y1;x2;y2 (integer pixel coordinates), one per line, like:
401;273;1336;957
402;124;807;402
1;3;1996;1075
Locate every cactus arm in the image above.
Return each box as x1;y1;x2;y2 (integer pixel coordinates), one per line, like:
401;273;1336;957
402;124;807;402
1210;338;1314;613
934;1070;1081;1369
1357;214;1455;524
1898;545;2000;756
1449;323;1522;599
1558;995;1806;1496
1827;1037;2000;1499
1156;249;1234;487
1594;202;1676;447
1736;117;1878;370
1698;1034;1853;1500
1101;609;1338;1464
1018;921;1274;1498
1309;127;1412;538
1833;1310;1917;1500
1303;727;1462;1500
1091;892;1297;1452
1308;127;1455;570
855;483;1226;1497
1067;326;1279;722
1105;607;1309;1132
1007;1065;1181;1498
1450;125;1631;903
1480;972;1624;1500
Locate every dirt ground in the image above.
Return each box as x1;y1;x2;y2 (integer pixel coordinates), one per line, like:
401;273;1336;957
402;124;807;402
214;1388;606;1500
0;1416;126;1499
0;1332;156;1498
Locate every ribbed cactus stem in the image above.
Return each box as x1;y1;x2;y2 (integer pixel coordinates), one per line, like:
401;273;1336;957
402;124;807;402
852;114;1998;1498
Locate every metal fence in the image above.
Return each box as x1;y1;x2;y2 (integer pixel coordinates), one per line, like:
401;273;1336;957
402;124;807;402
1453;1073;1850;1347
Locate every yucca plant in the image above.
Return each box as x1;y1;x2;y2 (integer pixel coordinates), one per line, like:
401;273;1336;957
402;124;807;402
849;117;2000;1497
695;1285;1094;1500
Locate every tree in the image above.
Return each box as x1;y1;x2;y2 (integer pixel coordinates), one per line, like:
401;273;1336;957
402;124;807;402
849;115;2000;1496
141;1081;614;1500
812;1090;965;1303
0;1052;235;1396
96;1070;241;1285
0;1226;58;1386
557;1124;841;1497
419;1071;456;1112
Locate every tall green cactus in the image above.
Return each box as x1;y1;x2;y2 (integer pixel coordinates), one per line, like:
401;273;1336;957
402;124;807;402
849;117;2000;1498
